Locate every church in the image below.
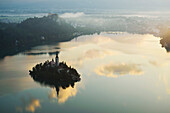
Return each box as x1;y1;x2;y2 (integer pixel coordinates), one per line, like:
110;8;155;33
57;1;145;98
50;52;59;67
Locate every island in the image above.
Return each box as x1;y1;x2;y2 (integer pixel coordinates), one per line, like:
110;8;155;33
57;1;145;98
29;52;81;95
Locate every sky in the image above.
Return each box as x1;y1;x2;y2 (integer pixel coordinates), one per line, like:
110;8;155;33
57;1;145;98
0;0;170;10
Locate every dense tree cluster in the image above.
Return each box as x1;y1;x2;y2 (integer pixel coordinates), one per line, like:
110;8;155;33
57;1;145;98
29;60;81;95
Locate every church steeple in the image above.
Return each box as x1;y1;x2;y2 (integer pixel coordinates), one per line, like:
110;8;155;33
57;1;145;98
55;52;59;66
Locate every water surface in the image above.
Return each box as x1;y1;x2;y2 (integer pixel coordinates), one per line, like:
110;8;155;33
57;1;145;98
0;32;170;113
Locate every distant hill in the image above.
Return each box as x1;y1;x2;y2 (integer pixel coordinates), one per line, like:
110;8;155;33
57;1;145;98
0;14;81;58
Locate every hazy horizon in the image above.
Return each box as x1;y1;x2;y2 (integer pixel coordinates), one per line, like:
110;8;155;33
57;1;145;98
0;0;170;11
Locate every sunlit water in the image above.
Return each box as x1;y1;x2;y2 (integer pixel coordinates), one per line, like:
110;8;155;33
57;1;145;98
0;32;170;113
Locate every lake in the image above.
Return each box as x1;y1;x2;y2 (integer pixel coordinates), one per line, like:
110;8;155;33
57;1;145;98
0;32;170;113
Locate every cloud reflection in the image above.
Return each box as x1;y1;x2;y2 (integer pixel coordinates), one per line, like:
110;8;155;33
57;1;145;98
48;85;77;104
25;99;40;112
82;49;113;59
61;48;115;68
149;60;159;66
16;97;41;113
95;63;143;78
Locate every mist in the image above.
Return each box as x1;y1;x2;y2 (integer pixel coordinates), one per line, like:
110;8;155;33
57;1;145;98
0;0;170;11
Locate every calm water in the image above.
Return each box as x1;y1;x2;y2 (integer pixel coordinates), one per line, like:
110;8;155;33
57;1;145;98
0;32;170;113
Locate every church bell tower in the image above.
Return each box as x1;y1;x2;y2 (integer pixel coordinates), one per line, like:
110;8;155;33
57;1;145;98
55;52;59;66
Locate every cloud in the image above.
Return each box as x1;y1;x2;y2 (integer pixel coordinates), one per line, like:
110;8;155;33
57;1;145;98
79;49;114;67
25;99;40;112
60;46;115;68
95;63;143;78
149;60;159;66
60;12;85;18
16;98;41;113
82;49;113;59
48;85;78;104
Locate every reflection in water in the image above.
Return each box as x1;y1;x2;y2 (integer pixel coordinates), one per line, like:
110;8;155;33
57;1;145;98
16;97;40;113
159;75;170;95
95;63;143;78
149;60;159;66
0;77;40;96
1;32;170;113
25;99;40;112
59;32;170;97
23;51;59;56
48;85;78;104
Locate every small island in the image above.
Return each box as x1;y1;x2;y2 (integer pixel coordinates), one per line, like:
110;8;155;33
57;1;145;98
29;52;81;95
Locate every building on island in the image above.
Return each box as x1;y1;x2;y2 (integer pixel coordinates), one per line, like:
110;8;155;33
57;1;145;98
49;52;59;67
55;52;59;66
50;59;56;67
